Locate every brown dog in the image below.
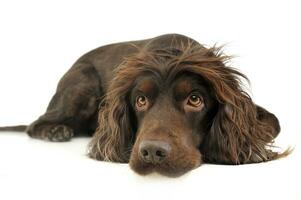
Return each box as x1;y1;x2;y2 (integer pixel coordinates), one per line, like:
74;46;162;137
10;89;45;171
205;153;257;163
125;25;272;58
0;34;289;177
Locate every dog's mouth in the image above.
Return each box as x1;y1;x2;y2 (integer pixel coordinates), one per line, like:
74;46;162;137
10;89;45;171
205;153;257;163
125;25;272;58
129;150;202;177
129;159;201;177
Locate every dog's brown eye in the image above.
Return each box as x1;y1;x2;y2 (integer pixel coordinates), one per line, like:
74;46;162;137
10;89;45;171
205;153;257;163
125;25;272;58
136;95;149;110
187;94;203;107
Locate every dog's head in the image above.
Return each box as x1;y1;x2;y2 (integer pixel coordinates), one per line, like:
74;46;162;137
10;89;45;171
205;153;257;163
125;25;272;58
89;43;276;177
127;70;217;176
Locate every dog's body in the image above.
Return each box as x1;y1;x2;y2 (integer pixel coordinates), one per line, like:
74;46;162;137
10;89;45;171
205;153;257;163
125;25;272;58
29;34;193;140
0;34;288;176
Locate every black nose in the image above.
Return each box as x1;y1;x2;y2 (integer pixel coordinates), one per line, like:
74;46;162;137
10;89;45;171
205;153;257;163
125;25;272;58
139;140;171;164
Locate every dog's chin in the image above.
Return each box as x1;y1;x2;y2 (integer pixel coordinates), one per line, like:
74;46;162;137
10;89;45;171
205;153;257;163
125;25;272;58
129;157;202;177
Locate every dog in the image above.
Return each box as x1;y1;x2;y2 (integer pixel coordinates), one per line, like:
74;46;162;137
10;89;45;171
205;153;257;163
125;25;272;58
0;34;290;177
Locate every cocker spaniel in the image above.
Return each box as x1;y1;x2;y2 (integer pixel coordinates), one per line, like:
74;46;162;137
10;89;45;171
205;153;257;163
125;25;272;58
0;34;289;177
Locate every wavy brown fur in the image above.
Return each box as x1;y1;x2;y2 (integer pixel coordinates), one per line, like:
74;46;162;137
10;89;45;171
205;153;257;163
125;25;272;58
88;40;290;164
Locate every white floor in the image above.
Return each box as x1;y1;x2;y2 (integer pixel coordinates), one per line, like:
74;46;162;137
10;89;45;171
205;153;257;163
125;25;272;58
0;131;299;200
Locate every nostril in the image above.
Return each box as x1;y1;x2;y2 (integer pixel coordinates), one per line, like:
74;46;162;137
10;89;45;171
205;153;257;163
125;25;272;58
142;149;149;157
156;150;165;158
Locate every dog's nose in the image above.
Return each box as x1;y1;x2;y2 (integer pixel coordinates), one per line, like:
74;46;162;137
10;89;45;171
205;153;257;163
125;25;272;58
139;140;171;164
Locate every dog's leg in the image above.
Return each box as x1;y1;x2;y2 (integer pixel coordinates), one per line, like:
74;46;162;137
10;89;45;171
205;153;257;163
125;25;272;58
27;63;102;141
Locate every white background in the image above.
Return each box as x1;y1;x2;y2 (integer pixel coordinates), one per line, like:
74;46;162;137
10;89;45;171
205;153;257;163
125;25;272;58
0;0;300;200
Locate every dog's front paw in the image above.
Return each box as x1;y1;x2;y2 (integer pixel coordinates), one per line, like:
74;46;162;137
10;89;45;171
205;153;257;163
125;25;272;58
27;123;74;142
48;125;74;142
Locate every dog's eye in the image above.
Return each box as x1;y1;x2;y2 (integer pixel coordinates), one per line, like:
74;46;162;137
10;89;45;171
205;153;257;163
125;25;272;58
187;94;203;107
136;95;149;111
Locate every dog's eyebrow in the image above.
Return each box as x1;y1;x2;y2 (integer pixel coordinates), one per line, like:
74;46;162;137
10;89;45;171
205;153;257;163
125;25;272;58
174;80;193;96
135;78;158;96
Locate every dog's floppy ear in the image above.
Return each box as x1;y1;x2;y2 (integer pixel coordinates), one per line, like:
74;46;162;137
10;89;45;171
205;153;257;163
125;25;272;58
199;67;280;164
88;94;135;163
88;61;140;163
202;100;273;164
